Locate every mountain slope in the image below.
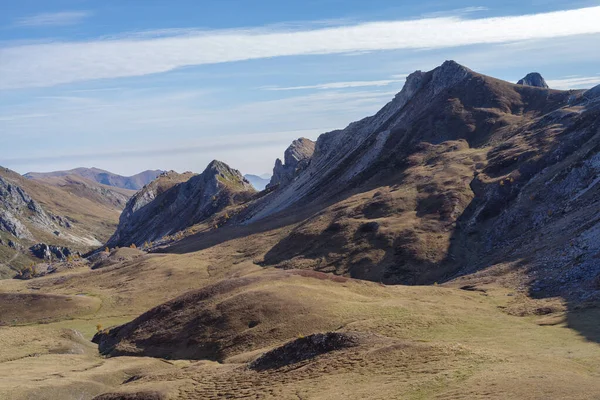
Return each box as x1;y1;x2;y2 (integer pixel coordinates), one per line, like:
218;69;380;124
169;61;597;300
0;167;136;276
25;167;163;190
107;161;255;247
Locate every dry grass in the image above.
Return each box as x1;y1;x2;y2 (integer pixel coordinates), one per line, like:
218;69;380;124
0;230;599;399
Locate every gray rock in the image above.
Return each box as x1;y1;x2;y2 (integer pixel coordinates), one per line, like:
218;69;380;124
30;243;73;260
517;72;549;88
267;138;316;189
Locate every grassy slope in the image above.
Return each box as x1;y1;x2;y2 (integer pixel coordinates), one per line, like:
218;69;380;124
0;226;598;400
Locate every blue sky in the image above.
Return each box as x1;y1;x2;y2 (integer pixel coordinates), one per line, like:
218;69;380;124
1;1;600;176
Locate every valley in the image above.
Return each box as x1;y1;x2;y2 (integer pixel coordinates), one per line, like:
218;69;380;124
1;61;599;399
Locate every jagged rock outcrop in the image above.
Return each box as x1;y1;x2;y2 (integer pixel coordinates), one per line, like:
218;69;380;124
267;138;315;189
107;161;255;247
0;175;55;238
517;72;549;88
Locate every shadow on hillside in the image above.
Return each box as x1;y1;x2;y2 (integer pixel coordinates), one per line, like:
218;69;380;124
564;306;600;343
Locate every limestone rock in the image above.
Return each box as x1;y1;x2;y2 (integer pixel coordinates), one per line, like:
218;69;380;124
267;138;315;189
517;72;549;88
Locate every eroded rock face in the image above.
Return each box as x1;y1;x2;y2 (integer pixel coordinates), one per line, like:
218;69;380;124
107;161;255;247
0;176;56;239
517;72;549;88
267;138;315;189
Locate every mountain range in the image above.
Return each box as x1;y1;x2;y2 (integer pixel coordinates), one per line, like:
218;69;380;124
25;167;163;190
2;61;600;399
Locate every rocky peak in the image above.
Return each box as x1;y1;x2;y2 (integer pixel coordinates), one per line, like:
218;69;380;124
268;138;316;189
107;160;254;247
517;72;549;88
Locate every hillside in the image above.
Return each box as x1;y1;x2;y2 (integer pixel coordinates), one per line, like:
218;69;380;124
201;61;596;302
25;167;163;190
0;219;599;399
1;61;600;399
0;167;136;277
107;162;254;247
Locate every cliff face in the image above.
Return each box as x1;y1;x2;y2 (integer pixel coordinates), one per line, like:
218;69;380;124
0;175;58;240
107;161;255;247
267;138;315;189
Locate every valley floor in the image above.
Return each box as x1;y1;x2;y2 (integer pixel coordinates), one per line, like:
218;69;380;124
1;231;599;399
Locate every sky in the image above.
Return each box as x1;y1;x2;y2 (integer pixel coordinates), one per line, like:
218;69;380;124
1;1;600;176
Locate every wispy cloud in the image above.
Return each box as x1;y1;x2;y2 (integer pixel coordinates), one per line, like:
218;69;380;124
547;76;600;89
2;6;600;89
422;6;489;18
14;11;91;27
263;79;405;91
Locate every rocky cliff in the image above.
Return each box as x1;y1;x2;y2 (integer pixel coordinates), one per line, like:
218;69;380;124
107;161;255;247
267;138;315;189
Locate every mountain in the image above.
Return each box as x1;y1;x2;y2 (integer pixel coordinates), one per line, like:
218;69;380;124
4;62;600;400
244;174;271;191
107;161;255;247
517;72;549;88
25;167;163;190
206;60;597;300
0;167;135;277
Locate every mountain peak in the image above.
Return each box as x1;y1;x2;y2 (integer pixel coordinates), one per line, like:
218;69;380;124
517;72;549;88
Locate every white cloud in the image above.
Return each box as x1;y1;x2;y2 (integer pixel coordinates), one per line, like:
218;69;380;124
14;11;91;27
547;76;600;89
263;79;404;91
2;6;600;89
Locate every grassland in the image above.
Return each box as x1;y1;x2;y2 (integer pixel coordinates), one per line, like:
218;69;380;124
0;229;598;399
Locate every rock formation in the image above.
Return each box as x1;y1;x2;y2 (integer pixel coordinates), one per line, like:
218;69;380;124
267;138;315;189
517;72;549;88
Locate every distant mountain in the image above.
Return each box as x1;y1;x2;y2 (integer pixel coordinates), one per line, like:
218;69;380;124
244;174;271;191
25;167;163;190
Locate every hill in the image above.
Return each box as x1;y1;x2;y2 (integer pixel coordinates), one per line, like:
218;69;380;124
106;162;254;247
1;61;600;399
25;167;163;190
0;167;136;277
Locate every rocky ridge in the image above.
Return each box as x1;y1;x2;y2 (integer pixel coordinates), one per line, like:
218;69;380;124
107;161;254;247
